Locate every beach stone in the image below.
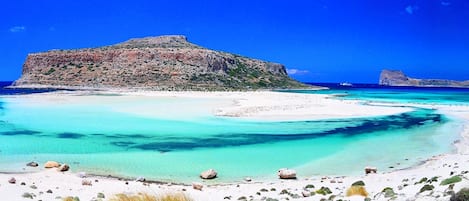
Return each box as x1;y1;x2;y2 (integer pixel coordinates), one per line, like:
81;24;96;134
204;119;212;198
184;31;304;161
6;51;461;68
302;191;312;197
81;180;92;186
8;177;16;184
58;164;70;172
46;189;53;193
77;172;87;178
244;177;252;182
192;182;203;190
44;161;60;168
26;161;39;167
364;166;377;174
136;176;146;182
278;168;297;179
200;169;217;179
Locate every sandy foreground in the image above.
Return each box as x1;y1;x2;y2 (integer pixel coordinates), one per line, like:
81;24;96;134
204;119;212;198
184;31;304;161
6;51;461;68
0;91;468;201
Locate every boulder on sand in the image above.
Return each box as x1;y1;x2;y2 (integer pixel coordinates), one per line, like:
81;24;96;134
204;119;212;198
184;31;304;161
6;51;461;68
44;161;60;168
192;182;203;190
8;177;16;184
200;169;217;179
278;168;297;179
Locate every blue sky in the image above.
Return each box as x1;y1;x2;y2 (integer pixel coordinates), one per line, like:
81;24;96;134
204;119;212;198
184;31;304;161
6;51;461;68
1;0;468;83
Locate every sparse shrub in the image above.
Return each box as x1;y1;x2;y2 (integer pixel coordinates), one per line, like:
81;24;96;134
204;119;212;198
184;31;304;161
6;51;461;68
109;192;192;201
316;186;332;195
450;188;469;201
346;185;368;197
22;192;34;199
62;197;80;201
419;184;435;193
382;187;396;198
351;180;365;186
304;184;315;189
441;176;462;185
415;177;428;184
44;68;56;75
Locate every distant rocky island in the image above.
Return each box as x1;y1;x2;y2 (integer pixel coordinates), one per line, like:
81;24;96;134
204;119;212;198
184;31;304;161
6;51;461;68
379;69;469;88
13;35;308;90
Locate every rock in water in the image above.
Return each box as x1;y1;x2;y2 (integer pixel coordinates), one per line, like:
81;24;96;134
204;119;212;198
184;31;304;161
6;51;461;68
12;35;309;91
192;182;203;190
8;177;16;184
364;166;377;174
136;176;146;182
58;164;70;172
44;161;60;168
200;169;218;179
26;161;39;167
278;168;297;179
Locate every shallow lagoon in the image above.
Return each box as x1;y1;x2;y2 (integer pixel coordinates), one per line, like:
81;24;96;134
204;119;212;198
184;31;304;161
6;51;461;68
0;91;462;183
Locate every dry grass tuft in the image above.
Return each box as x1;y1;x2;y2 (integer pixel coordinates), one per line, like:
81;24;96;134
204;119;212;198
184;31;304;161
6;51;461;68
109;192;192;201
346;185;369;197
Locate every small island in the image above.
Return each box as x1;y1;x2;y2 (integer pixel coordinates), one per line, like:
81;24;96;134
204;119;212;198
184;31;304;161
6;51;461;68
12;35;309;90
379;69;469;88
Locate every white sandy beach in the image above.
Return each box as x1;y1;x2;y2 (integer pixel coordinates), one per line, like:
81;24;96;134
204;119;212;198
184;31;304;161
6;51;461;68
1;91;468;201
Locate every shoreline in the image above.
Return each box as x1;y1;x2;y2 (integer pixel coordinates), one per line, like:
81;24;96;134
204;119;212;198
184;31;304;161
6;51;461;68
0;91;468;200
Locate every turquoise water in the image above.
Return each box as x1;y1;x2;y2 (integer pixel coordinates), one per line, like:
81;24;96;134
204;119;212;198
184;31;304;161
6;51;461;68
286;83;469;105
0;89;464;183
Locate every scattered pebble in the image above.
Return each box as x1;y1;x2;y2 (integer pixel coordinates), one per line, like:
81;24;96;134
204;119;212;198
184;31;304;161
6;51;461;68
8;177;16;184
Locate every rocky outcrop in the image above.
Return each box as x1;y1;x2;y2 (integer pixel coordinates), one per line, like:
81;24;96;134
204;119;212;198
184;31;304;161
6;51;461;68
379;69;469;88
13;35;308;90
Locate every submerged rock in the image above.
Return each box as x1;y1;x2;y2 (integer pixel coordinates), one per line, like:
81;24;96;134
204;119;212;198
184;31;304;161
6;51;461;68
26;161;39;167
44;161;60;168
278;168;297;179
58;164;70;172
364;166;377;174
200;169;217;179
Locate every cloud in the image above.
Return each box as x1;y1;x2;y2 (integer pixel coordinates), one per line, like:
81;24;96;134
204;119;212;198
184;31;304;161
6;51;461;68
9;26;26;33
441;1;451;6
405;5;419;14
287;68;309;75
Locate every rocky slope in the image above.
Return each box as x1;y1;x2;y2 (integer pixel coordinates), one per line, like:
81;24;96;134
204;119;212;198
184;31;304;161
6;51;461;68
13;35;308;90
379;69;469;88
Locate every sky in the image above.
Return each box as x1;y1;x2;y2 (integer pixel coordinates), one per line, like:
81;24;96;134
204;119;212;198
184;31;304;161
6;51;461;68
1;0;468;83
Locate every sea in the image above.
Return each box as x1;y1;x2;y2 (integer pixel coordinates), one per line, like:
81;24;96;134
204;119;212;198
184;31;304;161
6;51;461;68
0;81;467;183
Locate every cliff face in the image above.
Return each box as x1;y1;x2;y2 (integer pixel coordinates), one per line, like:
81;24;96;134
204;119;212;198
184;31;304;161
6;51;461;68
14;35;306;90
379;69;469;88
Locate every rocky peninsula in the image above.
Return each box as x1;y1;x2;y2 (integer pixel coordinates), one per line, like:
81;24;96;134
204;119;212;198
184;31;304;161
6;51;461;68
379;69;469;88
12;35;307;90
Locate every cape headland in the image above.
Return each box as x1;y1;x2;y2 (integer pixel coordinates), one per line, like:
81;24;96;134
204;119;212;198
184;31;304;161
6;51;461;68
379;69;469;88
12;35;308;90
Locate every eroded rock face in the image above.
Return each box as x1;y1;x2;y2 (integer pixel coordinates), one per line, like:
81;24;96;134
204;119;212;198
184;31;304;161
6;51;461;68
14;35;306;90
379;69;469;88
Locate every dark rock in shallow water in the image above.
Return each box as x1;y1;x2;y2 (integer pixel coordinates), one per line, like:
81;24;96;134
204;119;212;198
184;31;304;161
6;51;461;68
26;161;39;167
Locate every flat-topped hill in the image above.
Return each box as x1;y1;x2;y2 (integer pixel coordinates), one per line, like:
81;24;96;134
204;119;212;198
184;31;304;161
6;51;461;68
13;35;308;90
